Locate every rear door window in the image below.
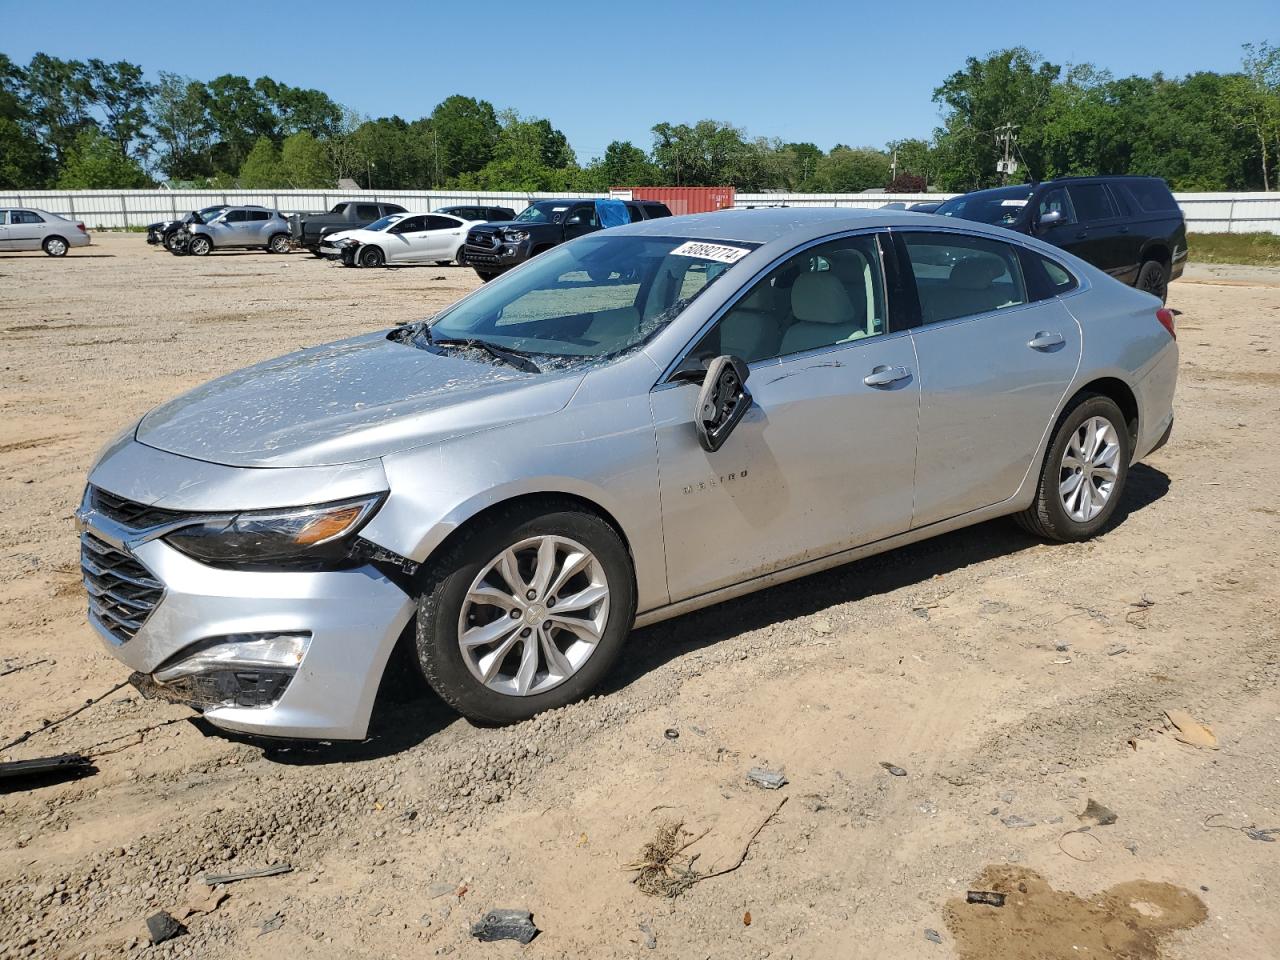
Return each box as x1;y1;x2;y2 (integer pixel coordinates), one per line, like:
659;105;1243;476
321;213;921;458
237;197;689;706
248;211;270;221
1066;184;1117;223
356;204;381;220
901;233;1029;325
626;204;645;223
425;215;459;231
381;204;407;215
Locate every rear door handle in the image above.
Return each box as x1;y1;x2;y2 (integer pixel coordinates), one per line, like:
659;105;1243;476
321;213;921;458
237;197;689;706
1028;331;1065;350
863;365;911;387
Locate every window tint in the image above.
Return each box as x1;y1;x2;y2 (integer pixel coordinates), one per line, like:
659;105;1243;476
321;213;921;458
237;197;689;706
626;204;645;223
1122;179;1179;213
691;234;887;364
425;215;458;230
1066;184;1116;222
12;210;45;224
332;203;349;214
1019;247;1080;300
224;210;248;223
393;215;428;233
1041;257;1077;293
356;204;381;220
645;203;672;219
902;233;1028;325
566;204;598;227
1037;188;1074;224
383;204;407;214
248;211;270;221
0;210;8;225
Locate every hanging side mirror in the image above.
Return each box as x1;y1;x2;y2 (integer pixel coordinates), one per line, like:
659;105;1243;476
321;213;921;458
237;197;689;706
694;356;752;453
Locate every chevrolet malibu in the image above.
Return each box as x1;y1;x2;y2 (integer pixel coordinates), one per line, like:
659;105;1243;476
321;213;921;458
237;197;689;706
77;208;1178;740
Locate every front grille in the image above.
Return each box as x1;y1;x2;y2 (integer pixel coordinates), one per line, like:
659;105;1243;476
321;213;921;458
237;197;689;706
81;533;163;643
468;232;497;249
92;487;189;529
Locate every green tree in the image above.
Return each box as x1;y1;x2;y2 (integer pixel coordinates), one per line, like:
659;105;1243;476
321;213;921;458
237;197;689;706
85;58;152;160
205;74;276;172
238;135;283;187
150;72;214;180
0;54;54;187
24;53;96;165
279;130;332;187
430;95;500;180
779;141;823;189
593;140;660;186
56;127;150;188
810;146;891;191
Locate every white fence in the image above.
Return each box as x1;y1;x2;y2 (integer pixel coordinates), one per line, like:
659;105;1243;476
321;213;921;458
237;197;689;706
3;187;1279;233
736;192;1280;234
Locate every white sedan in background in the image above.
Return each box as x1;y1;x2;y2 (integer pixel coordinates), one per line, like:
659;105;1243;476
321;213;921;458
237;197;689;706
320;212;481;267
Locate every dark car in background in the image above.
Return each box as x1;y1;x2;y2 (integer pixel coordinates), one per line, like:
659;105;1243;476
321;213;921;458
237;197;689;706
933;176;1186;302
436;204;516;222
463;198;672;280
288;200;409;255
146;205;229;250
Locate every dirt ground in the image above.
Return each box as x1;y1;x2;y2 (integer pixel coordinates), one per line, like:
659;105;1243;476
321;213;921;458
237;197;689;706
0;234;1277;959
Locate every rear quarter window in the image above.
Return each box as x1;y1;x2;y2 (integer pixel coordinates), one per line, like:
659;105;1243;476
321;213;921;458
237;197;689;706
1019;247;1080;300
1121;180;1179;213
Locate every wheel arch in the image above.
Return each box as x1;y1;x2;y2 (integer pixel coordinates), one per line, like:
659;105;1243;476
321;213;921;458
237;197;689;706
1139;240;1171;268
1072;376;1140;447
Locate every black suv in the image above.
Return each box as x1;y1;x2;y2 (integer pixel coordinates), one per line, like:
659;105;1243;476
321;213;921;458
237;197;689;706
463;198;672;281
933;176;1186;302
436;204;516;222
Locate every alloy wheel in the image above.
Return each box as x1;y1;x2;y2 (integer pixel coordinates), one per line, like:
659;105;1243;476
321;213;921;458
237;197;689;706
46;238;67;256
457;535;610;697
1059;416;1120;522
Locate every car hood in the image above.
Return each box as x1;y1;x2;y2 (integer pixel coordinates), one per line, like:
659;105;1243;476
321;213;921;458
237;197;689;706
323;228;365;244
136;331;584;468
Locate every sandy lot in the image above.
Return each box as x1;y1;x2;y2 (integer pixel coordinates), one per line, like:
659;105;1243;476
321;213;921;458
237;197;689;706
0;234;1277;960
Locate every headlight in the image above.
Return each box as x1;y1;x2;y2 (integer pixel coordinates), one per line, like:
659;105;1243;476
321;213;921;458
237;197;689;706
503;229;530;242
163;495;382;567
339;238;359;247
187;224;197;233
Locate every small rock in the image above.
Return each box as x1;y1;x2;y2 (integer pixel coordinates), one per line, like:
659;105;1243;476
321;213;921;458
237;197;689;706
924;928;942;944
470;908;538;944
1001;815;1036;829
639;921;657;950
145;912;183;945
879;762;907;777
1106;644;1128;656
747;768;787;790
966;890;1006;907
1078;798;1118;826
810;619;833;635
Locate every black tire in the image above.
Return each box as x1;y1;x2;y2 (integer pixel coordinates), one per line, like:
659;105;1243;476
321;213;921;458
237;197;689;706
188;235;212;256
415;502;636;725
435;259;452;266
1015;393;1131;542
308;246;325;258
43;235;69;257
475;269;497;282
267;233;291;254
358;245;385;268
455;247;468;266
1136;259;1168;303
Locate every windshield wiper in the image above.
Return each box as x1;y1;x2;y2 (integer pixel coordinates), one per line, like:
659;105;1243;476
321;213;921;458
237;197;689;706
428;334;541;373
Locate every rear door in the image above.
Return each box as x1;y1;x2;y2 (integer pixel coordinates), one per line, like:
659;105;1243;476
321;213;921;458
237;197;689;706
899;230;1082;527
424;214;464;259
247;210;272;245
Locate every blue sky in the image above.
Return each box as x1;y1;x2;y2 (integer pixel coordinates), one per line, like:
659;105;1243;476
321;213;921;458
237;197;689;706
3;0;1274;161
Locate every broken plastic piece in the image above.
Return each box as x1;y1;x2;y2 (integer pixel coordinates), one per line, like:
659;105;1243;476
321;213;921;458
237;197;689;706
203;862;292;885
470;908;538;944
966;890;1006;907
746;768;787;790
0;754;96;788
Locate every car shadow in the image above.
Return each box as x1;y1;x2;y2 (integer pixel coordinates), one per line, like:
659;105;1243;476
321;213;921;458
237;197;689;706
221;463;1169;765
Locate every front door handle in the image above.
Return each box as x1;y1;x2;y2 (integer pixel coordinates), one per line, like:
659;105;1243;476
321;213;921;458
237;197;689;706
1028;331;1066;350
863;365;911;387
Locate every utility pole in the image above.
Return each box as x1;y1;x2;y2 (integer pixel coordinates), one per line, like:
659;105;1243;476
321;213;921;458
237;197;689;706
890;142;899;183
995;123;1019;184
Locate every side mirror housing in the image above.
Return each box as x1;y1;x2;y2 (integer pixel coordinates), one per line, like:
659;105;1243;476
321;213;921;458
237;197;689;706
695;356;752;453
1037;209;1063;230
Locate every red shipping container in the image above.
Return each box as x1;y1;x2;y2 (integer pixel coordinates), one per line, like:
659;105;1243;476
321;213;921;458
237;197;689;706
610;186;735;215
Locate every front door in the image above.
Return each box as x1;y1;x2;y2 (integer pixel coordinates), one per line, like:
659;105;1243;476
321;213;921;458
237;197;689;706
652;232;921;602
8;209;47;250
562;203;599;241
898;230;1083;527
1063;182;1125;278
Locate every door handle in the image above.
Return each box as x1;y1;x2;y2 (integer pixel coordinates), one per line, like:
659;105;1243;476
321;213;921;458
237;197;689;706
863;365;911;387
1075;230;1088;239
1028;331;1065;350
1119;226;1130;234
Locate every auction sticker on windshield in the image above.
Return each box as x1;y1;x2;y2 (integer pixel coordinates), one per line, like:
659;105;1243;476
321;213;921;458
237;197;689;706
670;241;753;264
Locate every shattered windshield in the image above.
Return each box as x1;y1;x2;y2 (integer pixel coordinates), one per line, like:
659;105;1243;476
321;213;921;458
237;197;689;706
405;235;757;361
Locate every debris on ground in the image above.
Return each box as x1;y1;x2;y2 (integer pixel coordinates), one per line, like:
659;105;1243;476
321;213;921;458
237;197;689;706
966;890;1006;907
1244;827;1279;842
810;619;833;635
427;881;457;899
924;928;942;943
1165;709;1219;749
1126;596;1156;627
1078;798;1118;826
1106;644;1128;656
1001;815;1036;829
880;762;907;777
1058;827;1104;862
638;921;657;950
258;911;284;936
173;884;228;920
664;728;679;741
743;910;752;926
203;862;292;885
470;908;538;944
0;657;52;677
747;767;787;790
628;798;788;898
145;910;184;944
0;753;96;789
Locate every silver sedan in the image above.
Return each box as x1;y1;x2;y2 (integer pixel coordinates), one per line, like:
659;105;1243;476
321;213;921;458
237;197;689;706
78;208;1177;739
0;207;91;256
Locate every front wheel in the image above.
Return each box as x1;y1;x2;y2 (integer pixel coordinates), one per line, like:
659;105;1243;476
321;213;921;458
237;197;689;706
415;504;636;724
188;235;212;256
1136;259;1168;303
1016;394;1131;542
358;245;385;268
43;236;69;257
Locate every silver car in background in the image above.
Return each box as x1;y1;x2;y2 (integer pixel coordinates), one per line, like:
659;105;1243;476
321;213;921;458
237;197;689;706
0;207;91;256
182;205;292;255
77;208;1178;740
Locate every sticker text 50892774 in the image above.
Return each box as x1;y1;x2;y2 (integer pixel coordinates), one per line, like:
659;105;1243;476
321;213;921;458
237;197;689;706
670;241;752;265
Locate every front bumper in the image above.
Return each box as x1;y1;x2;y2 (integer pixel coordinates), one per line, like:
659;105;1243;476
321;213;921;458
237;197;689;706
463;237;528;268
76;481;416;740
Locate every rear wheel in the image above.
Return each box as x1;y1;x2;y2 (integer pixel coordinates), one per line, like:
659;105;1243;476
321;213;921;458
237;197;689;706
358;246;385;268
188;235;212;256
415;504;636;724
267;233;291;254
1136;259;1168;303
43;235;68;257
1016;393;1131;542
455;247;468;266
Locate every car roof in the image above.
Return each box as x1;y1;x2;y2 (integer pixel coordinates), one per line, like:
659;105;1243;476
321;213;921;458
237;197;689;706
615;206;954;243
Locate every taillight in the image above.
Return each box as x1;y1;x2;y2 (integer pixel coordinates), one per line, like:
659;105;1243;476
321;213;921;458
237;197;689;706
1156;308;1176;339
77;222;87;233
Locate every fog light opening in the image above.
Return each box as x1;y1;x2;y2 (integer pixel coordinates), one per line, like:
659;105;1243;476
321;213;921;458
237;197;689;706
150;632;311;709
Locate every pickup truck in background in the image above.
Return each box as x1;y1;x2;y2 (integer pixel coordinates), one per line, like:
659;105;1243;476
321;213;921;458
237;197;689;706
462;198;672;280
288;200;409;255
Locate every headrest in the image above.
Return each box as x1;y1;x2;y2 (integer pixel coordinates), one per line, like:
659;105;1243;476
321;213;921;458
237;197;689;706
949;256;1005;290
791;272;855;324
737;283;774;312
